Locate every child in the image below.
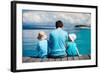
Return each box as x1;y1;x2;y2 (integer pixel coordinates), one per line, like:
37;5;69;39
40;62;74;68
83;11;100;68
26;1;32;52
66;33;80;56
37;31;48;62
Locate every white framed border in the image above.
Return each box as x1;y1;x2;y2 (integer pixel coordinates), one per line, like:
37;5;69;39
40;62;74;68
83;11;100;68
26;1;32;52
11;1;97;72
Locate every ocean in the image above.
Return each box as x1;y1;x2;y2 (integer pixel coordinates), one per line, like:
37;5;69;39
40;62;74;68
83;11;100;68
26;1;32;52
22;26;91;57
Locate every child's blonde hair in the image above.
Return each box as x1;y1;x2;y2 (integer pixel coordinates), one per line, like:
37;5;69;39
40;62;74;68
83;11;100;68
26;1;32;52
37;31;47;40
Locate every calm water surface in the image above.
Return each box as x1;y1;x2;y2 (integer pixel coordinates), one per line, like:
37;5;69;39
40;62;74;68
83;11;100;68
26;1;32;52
22;28;91;57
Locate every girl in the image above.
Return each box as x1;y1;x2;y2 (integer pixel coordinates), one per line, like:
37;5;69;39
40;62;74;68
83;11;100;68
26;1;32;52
66;33;80;56
37;31;48;61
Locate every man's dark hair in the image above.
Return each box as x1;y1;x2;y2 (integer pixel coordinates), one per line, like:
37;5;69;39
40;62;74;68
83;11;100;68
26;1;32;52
56;20;63;28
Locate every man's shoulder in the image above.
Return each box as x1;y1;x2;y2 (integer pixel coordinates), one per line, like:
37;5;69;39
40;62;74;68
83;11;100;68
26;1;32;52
50;30;56;34
50;29;68;34
62;30;68;35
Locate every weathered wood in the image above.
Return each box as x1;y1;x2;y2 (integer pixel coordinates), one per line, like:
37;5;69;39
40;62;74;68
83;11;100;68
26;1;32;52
61;57;67;61
55;58;62;61
73;56;79;60
33;58;41;62
22;55;91;62
22;57;31;62
79;55;90;60
48;58;55;61
27;58;41;62
67;57;74;60
41;58;48;62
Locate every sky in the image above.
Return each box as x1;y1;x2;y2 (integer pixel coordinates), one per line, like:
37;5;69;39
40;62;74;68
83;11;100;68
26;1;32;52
22;10;91;26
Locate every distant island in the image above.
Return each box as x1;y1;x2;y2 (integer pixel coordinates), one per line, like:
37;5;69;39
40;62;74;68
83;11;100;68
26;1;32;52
75;25;90;28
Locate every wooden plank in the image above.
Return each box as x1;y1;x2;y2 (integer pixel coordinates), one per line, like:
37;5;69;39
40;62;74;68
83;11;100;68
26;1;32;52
61;57;67;61
22;57;31;62
55;58;62;61
23;55;91;62
25;58;49;62
67;57;74;60
26;58;34;62
79;55;90;60
73;56;79;60
41;58;48;62
48;58;55;61
27;58;41;62
33;58;41;62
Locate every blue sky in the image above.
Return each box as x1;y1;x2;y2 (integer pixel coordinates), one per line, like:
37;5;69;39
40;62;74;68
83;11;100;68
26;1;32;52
22;10;91;26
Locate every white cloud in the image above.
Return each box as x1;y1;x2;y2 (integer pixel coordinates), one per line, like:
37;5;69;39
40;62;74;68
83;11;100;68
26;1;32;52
23;10;91;25
54;12;91;25
23;11;43;23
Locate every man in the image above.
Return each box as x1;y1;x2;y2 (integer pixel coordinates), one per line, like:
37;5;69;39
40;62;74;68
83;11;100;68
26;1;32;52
48;20;68;58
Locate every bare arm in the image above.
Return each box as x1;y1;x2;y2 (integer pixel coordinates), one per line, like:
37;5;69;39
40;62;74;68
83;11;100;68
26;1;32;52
76;48;81;56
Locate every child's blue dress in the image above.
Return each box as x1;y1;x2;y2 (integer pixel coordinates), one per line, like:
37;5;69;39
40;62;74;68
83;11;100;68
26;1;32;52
66;42;78;56
37;40;48;61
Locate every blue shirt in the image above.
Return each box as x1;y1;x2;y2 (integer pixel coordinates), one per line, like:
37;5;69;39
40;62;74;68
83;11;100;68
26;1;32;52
66;42;78;56
37;40;48;58
49;28;68;57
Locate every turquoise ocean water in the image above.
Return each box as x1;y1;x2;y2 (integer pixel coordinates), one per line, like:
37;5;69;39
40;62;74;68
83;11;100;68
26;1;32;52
22;26;91;57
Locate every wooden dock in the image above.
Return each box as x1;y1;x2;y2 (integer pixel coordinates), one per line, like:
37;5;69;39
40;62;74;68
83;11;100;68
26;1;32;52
23;55;91;63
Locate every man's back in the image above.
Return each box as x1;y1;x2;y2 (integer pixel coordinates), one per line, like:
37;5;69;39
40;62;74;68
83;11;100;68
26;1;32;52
49;28;68;57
